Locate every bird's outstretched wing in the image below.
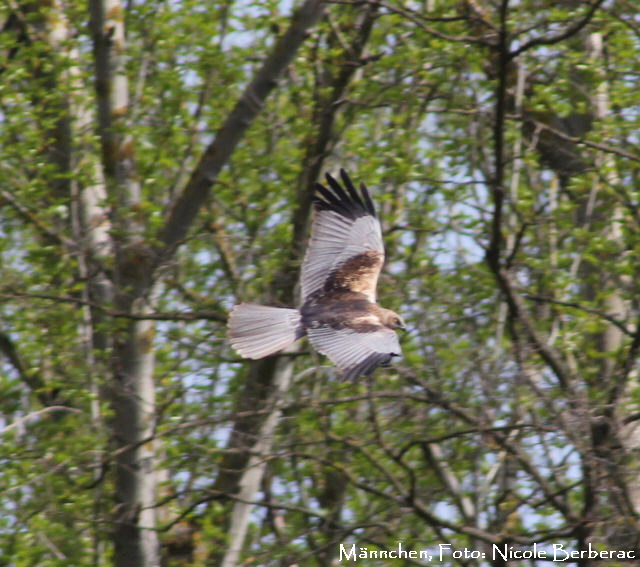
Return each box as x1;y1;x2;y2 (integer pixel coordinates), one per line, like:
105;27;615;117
301;170;384;303
306;323;401;380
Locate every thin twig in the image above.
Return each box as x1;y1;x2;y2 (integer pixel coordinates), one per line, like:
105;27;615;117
1;406;82;435
523;294;634;337
0;292;227;322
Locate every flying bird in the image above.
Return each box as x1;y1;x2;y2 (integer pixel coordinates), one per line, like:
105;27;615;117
228;170;404;380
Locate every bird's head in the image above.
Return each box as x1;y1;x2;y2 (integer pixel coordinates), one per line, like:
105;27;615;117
381;308;406;331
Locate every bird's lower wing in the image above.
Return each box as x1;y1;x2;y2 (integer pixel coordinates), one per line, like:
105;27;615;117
306;325;401;380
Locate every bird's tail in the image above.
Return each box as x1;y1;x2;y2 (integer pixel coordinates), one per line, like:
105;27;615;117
228;304;303;359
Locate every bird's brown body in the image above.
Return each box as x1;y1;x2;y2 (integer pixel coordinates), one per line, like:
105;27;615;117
301;290;402;333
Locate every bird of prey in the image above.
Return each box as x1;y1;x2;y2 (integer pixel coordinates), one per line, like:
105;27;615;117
228;170;404;380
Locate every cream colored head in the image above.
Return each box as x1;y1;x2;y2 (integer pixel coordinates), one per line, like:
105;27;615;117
379;307;406;330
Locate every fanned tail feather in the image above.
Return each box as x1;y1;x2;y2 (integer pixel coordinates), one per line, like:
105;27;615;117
228;304;303;359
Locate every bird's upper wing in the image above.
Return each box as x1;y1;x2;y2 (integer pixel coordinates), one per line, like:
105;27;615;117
306;322;401;380
301;170;384;303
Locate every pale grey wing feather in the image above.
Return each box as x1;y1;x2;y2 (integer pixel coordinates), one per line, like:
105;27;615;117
307;325;401;380
301;211;383;302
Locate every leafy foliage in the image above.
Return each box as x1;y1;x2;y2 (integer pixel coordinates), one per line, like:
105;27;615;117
1;1;640;565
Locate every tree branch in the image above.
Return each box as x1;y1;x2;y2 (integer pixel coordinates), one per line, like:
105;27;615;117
0;188;74;249
0;292;227;323
0;330;60;406
0;406;82;435
494;270;575;391
485;0;510;272
509;0;606;60
157;0;325;263
523;293;634;337
531;119;640;164
353;0;495;46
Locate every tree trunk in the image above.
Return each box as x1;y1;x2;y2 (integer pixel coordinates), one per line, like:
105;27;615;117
111;309;160;567
219;356;296;567
89;0;160;563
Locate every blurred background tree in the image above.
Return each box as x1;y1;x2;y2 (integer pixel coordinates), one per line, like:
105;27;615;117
1;1;639;566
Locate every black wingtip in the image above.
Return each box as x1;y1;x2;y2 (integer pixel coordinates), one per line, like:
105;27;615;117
342;352;392;380
360;182;376;217
313;170;376;220
339;169;365;207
